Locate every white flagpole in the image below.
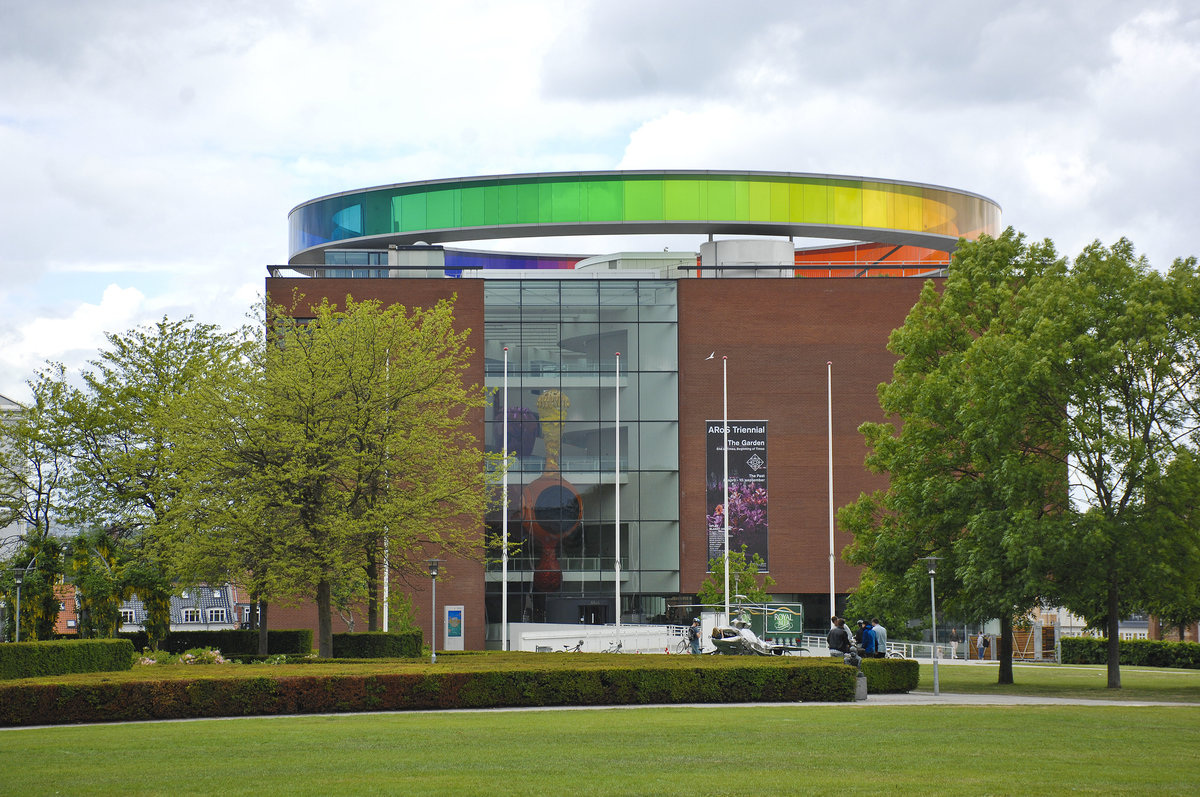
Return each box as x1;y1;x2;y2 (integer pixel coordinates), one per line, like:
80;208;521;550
828;360;835;620
723;355;730;622
502;347;509;651
615;351;621;630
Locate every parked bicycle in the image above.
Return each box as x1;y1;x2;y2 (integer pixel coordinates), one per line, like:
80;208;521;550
602;641;623;653
557;640;584;653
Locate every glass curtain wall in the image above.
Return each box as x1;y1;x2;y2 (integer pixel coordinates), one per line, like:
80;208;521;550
484;280;679;630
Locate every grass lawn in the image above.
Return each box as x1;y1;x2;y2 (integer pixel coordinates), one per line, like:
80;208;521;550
2;704;1198;795
916;661;1200;702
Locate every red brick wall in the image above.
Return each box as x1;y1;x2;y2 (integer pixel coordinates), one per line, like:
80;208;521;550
264;278;487;650
677;277;930;595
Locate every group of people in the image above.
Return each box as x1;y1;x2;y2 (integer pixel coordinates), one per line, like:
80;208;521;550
826;615;888;666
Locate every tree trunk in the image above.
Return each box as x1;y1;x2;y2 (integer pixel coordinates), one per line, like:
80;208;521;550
1106;576;1121;689
257;600;269;656
317;579;333;658
366;547;379;632
998;613;1014;685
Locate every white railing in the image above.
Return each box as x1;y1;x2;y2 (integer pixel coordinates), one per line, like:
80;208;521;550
514;622;687;654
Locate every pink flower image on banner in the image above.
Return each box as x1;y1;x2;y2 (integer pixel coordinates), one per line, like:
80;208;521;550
705;421;769;570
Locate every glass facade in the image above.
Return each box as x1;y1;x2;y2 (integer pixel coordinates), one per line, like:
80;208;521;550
289;171;1002;259
484;280;679;628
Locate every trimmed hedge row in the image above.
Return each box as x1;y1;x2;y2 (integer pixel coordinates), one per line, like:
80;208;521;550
119;629;314;656
860;657;920;693
1061;637;1200;669
0;639;134;681
332;631;422;658
0;659;857;726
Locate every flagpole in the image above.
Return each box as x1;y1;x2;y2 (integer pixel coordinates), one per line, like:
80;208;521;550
723;355;730;622
502;346;509;651
827;360;835;620
615;351;621;630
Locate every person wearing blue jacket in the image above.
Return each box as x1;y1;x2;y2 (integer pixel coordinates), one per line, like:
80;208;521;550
859;619;876;657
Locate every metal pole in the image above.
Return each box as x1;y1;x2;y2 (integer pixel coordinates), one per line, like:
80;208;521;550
930;571;939;695
13;580;20;643
722;356;730;622
502;347;509;650
827;360;835;620
614;351;621;630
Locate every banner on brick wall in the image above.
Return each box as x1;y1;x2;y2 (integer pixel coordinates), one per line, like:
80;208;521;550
706;420;768;571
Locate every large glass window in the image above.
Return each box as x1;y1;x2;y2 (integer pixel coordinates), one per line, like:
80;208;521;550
484;279;679;628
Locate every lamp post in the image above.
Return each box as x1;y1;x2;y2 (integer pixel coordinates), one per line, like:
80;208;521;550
923;556;941;695
12;570;22;643
827;360;835;620
427;559;441;663
614;351;621;631
501;346;509;651
722;355;730;623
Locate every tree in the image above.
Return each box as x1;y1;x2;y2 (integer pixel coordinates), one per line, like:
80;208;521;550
696;545;775;608
841;229;1065;684
0;368;74;640
177;296;493;657
53;316;250;648
1013;242;1200;687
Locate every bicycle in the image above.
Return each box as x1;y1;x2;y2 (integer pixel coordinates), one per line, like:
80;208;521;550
675;637;691;654
602;641;623;653
557;640;584;653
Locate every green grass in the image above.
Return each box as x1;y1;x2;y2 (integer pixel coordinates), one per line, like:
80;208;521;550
916;662;1200;702
2;705;1198;795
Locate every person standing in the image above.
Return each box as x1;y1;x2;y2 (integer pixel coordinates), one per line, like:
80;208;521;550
950;628;960;660
689;618;702;654
861;620;877;658
976;631;987;661
871;618;888;658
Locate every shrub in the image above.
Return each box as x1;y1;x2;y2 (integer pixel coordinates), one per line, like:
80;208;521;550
1061;637;1200;669
0;639;135;680
860;657;920;693
0;658;856;726
332;631;422;658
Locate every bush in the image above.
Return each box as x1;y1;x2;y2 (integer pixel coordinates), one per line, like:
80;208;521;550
0;658;856;726
860;657;920;693
332;631;422;658
1061;637;1200;669
119;629;314;656
0;639;134;680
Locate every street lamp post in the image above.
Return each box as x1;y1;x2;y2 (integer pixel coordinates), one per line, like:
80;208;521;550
722;355;730;622
923;556;941;695
427;559;441;664
12;570;22;643
501;346;509;651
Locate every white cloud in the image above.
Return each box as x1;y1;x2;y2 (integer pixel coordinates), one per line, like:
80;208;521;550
0;284;146;399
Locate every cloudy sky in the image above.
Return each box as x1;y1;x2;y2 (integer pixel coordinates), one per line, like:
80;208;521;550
2;1;1197;400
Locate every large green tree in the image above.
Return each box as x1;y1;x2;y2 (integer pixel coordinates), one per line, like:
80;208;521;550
57;316;250;647
1009;241;1200;687
843;232;1200;689
841;229;1065;684
176;296;493;657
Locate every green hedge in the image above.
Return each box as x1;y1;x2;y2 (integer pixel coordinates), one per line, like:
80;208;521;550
860;657;920;693
0;639;135;680
118;629;314;656
0;659;857;726
1061;637;1200;669
332;631;422;658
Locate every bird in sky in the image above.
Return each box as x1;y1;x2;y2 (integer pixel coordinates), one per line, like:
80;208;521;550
706;352;715;360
